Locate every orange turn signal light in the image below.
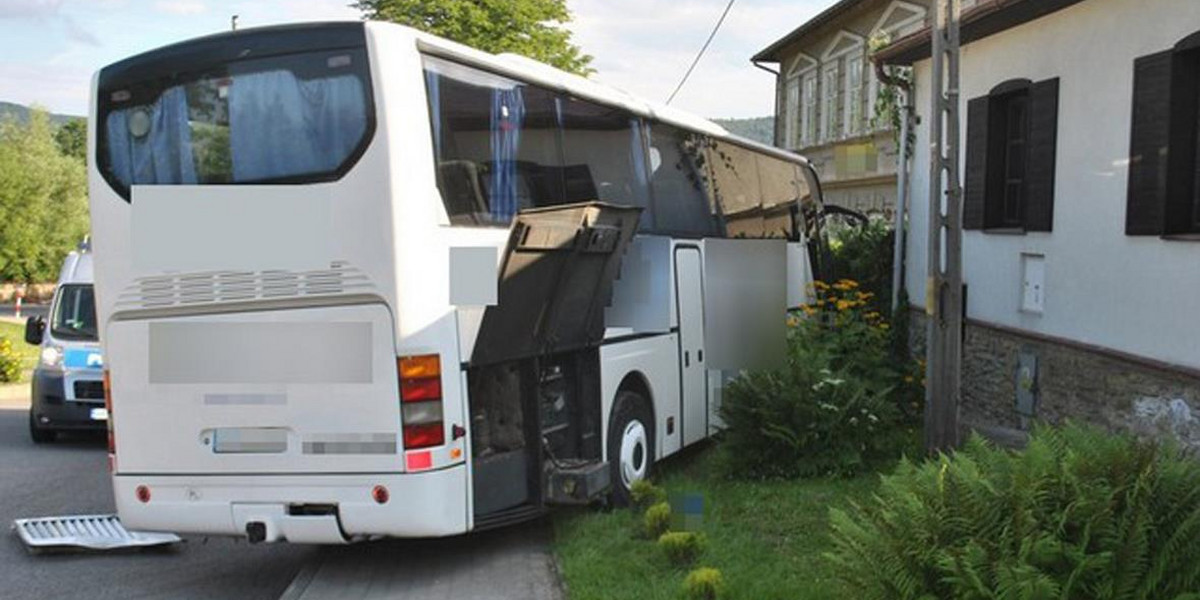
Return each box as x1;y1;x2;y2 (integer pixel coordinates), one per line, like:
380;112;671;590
398;354;440;380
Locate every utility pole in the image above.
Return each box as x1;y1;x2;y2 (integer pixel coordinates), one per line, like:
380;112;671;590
231;15;239;31
924;0;962;453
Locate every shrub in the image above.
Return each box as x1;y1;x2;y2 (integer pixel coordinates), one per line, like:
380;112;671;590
643;501;671;539
682;567;724;600
658;531;705;566
826;423;1200;599
630;479;667;511
826;218;894;308
719;280;921;479
0;337;20;383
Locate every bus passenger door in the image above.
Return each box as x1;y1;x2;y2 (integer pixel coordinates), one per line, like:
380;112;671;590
674;247;707;447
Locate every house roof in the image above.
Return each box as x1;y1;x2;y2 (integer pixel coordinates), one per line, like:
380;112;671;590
751;0;867;63
875;0;1087;65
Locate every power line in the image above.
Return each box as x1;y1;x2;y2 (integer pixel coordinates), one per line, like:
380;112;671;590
665;0;737;105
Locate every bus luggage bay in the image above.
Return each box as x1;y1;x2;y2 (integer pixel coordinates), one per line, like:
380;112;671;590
90;21;822;543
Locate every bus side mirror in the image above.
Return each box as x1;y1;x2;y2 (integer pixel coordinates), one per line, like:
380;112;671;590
24;316;44;346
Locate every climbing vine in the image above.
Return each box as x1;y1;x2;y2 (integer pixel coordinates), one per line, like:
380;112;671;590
869;32;915;157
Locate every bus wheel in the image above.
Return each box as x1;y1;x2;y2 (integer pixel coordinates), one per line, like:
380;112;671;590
607;390;654;507
29;410;55;444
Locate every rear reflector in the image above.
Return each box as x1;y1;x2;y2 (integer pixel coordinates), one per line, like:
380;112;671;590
103;369;115;465
403;423;444;449
135;485;151;503
406;451;433;471
372;485;390;504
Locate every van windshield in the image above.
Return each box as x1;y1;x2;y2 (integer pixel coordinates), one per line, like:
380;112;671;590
52;284;98;341
98;47;372;198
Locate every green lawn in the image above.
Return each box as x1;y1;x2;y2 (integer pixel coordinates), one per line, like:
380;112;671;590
0;320;40;382
553;445;880;600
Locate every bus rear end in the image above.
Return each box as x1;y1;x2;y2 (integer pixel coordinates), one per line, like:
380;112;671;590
90;22;468;543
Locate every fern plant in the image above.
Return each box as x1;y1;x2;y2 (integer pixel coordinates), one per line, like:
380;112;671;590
825;423;1200;600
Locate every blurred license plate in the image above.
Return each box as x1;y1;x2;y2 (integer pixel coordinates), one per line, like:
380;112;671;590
90;408;108;421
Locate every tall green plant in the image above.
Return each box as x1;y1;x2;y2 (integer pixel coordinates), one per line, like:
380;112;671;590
0;109;89;282
719;280;920;479
827;423;1200;599
355;0;594;75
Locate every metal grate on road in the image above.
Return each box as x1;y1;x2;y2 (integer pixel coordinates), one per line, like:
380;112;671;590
13;514;181;552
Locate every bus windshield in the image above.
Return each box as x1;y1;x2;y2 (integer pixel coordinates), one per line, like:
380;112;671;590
98;47;372;197
52;284;98;341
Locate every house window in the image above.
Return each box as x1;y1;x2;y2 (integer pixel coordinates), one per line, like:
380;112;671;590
802;74;818;145
783;76;800;149
995;89;1028;227
1126;31;1200;236
821;63;839;142
963;78;1059;232
845;53;864;136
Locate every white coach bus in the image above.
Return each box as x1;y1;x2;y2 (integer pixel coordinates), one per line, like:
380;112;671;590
90;21;821;543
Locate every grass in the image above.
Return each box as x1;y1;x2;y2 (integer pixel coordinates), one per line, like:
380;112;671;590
0;320;39;382
553;444;882;600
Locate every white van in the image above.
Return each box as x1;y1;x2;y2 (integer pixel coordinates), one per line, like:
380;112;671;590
24;241;105;443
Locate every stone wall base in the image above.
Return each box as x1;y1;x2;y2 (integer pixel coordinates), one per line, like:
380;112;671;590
909;310;1200;450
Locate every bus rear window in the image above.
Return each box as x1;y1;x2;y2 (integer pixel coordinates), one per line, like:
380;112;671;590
99;48;372;198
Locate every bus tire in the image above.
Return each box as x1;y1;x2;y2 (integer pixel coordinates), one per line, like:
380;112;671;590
29;410;55;444
607;390;654;507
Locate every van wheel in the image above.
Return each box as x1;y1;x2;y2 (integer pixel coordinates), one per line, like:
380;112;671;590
607;390;654;507
29;410;56;444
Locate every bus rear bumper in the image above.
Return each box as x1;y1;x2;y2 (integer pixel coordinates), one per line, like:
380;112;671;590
113;466;468;542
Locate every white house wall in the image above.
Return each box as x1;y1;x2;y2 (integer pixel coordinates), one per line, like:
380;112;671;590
905;0;1200;370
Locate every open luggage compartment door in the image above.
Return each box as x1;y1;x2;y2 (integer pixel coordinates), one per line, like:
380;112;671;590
470;202;642;367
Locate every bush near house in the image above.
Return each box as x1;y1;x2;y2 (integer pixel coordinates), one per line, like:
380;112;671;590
826;423;1200;599
719;279;922;479
825;218;894;313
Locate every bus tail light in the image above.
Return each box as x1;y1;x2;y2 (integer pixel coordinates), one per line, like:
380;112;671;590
103;369;115;470
398;355;444;450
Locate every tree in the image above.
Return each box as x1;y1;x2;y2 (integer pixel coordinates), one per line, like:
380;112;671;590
54;119;87;163
0;110;88;282
354;0;594;76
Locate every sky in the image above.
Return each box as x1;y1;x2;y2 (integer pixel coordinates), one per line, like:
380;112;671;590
0;0;834;119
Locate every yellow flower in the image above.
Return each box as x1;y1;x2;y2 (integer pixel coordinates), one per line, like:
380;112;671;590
816;299;826;306
786;316;800;327
904;375;915;383
838;279;860;289
864;311;881;320
836;299;853;311
879;323;890;330
800;305;817;316
812;281;830;291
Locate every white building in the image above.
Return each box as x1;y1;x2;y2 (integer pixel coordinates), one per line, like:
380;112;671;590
876;0;1200;443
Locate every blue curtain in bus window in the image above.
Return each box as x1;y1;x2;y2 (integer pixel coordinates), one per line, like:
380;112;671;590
489;86;525;221
228;70;365;182
105;86;197;187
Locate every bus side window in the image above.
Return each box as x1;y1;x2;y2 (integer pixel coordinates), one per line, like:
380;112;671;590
708;140;765;239
423;56;560;226
645;123;718;237
558;97;653;229
757;154;802;240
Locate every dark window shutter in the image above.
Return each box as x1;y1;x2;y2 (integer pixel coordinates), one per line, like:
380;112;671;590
1024;78;1059;232
963;96;990;230
1126;50;1173;235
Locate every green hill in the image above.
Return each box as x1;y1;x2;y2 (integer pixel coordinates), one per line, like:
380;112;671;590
712;116;775;146
0;101;81;125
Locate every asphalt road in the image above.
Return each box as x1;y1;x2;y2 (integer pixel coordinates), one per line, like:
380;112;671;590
0;303;48;320
0;404;564;600
0;407;318;600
